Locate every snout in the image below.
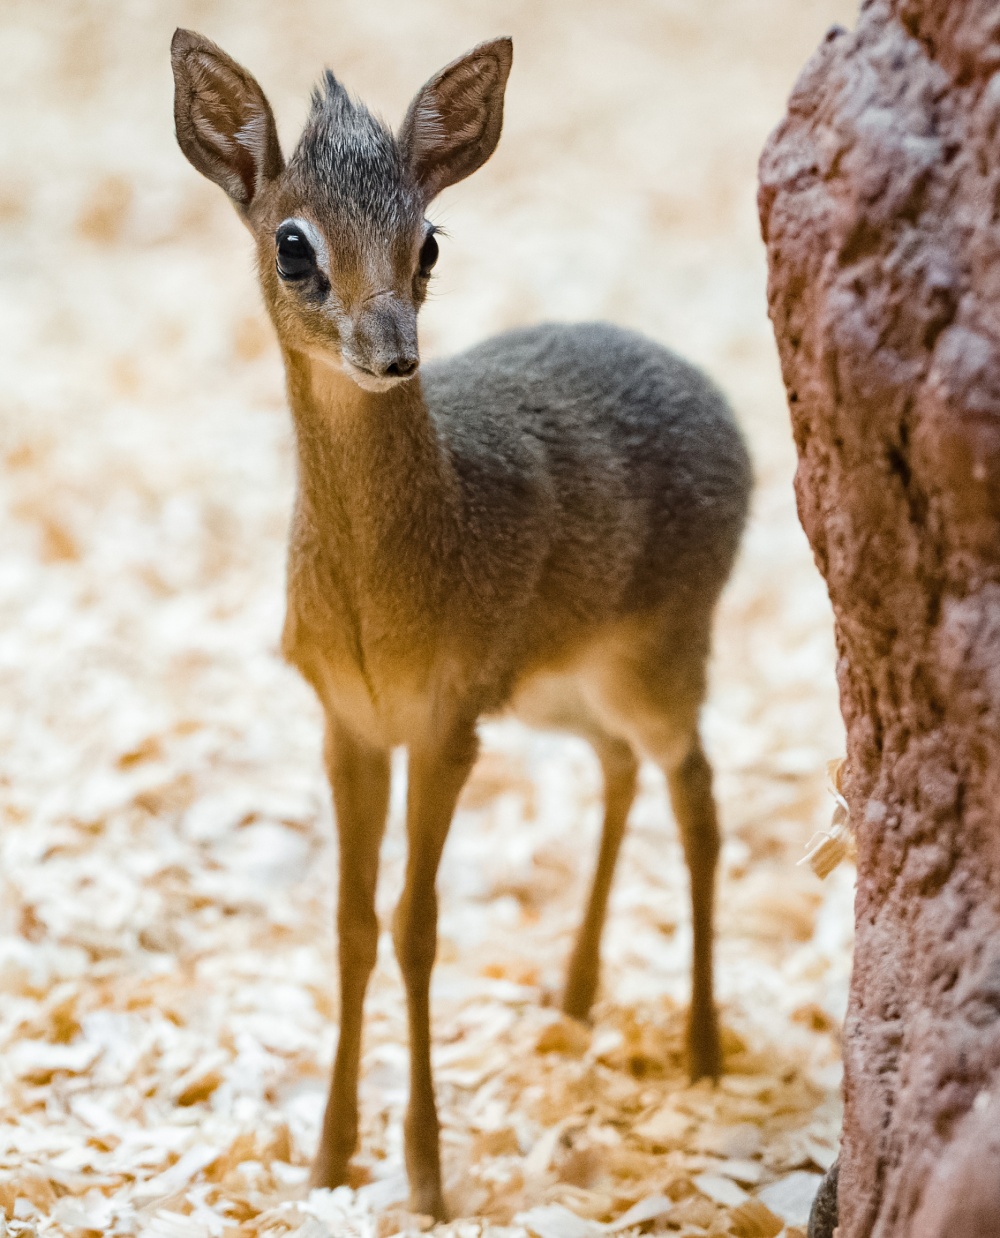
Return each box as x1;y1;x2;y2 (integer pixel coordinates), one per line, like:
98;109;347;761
342;295;419;389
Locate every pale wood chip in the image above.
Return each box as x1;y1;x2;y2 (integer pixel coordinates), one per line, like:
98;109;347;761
756;1172;823;1227
692;1172;749;1207
606;1194;673;1232
515;1205;602;1238
134;1147;221;1203
713;1158;763;1186
9;1038;100;1082
631;1106;691;1150
140;1212;212;1238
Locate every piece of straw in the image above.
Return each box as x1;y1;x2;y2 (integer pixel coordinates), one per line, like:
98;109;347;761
799;758;855;879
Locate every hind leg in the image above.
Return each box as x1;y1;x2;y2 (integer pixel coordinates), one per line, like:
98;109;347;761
510;678;640;1023
562;731;639;1021
590;646;722;1081
666;729;721;1080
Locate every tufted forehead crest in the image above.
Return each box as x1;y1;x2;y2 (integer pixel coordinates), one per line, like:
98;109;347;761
287;71;421;232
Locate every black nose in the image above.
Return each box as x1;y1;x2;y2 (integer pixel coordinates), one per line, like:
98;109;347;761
383;357;418;378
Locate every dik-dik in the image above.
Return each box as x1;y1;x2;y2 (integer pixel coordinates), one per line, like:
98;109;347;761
171;30;751;1218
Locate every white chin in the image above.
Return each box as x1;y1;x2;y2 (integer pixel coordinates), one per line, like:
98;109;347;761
341;359;413;393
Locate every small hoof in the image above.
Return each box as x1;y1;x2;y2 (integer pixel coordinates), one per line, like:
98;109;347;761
808;1160;839;1238
309;1150;351;1191
688;1027;722;1082
560;965;598;1023
687;999;722;1082
688;1053;721;1084
409;1188;447;1224
560;992;596;1024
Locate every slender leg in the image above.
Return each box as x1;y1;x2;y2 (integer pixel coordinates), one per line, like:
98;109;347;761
392;723;478;1221
562;735;639;1021
666;732;722;1081
312;721;391;1189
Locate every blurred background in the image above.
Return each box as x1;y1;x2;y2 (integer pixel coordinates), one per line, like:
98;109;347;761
0;1;857;1234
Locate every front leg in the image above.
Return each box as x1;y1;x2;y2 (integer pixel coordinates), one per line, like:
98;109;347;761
312;719;391;1190
392;720;479;1221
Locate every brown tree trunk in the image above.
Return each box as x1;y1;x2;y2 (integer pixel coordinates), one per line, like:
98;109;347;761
759;3;1000;1236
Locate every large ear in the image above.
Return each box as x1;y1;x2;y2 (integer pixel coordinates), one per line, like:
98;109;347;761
399;38;513;203
170;28;283;208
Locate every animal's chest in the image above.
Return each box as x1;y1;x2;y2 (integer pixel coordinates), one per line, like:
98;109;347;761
281;536;438;746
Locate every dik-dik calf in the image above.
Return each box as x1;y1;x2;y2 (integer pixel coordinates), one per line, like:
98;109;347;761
171;31;751;1219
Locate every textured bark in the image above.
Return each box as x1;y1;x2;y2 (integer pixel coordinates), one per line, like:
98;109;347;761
759;3;1000;1236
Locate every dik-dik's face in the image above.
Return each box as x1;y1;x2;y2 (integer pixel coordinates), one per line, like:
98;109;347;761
257;208;438;393
170;31;512;393
251;90;436;393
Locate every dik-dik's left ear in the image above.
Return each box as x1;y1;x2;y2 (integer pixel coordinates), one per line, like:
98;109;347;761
399;38;513;204
171;28;283;209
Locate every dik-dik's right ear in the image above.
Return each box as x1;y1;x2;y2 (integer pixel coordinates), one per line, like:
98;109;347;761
399;38;513;204
170;29;283;209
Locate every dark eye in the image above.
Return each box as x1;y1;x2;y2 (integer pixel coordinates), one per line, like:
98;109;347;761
418;231;439;277
275;224;316;281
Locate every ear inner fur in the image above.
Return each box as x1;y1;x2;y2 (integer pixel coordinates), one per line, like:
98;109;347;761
399;38;513;202
171;29;283;206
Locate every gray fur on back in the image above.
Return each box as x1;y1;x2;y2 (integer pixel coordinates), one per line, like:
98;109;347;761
424;321;752;639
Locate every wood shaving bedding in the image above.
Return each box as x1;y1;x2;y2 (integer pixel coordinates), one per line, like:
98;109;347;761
0;0;856;1233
